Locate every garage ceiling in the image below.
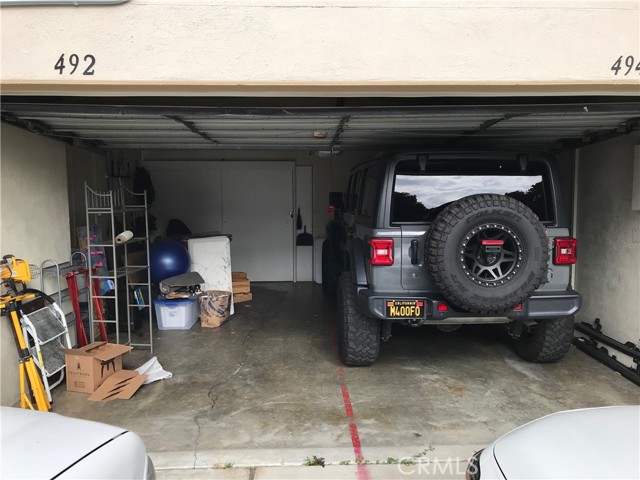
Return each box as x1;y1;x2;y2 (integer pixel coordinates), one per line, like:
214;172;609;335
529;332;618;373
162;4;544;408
2;100;639;152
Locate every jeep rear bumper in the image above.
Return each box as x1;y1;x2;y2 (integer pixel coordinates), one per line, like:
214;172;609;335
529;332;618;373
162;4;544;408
357;288;581;323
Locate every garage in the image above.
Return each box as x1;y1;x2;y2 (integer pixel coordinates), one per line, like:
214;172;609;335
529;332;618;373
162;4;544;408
1;1;639;479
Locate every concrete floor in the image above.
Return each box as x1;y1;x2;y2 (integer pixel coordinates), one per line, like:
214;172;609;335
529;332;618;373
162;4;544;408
51;283;639;477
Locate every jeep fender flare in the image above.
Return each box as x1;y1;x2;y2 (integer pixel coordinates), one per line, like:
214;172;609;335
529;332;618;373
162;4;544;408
346;238;368;286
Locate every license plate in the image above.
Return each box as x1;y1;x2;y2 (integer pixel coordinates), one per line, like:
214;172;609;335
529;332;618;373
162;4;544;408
385;299;426;319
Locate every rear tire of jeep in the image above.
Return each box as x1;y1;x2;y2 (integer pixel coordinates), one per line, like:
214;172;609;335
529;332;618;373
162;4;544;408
513;317;574;362
337;272;381;366
425;194;549;314
322;240;341;296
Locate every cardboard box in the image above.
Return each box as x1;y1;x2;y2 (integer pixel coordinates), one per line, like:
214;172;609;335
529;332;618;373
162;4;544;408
234;292;253;303
63;342;133;394
89;370;147;402
232;279;251;294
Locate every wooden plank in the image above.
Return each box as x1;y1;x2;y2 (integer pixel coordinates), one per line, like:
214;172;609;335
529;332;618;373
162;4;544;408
234;292;252;303
232;281;251;294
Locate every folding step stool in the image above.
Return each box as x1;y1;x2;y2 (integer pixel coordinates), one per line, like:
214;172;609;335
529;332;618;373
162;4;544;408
21;300;72;402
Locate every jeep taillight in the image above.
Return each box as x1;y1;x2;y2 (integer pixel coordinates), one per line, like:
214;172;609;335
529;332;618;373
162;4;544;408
554;238;577;265
369;238;394;266
436;302;449;312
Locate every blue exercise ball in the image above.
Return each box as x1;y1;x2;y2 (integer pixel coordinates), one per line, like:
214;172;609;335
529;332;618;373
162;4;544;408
149;239;190;284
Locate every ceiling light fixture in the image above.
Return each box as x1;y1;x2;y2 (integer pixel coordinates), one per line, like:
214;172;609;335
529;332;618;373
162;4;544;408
316;150;341;157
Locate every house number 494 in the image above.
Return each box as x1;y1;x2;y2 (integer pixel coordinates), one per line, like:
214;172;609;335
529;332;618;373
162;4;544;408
610;55;640;76
54;54;96;76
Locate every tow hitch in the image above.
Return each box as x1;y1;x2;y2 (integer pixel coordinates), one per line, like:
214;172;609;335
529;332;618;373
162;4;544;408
508;320;524;339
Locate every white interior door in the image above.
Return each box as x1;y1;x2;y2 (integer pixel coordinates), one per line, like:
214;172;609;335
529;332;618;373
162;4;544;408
222;162;294;281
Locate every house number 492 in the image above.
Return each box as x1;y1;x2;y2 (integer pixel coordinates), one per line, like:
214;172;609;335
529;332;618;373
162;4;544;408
54;53;96;76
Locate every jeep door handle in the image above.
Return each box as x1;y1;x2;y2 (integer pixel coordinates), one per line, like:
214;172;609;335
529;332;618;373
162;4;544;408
410;240;419;265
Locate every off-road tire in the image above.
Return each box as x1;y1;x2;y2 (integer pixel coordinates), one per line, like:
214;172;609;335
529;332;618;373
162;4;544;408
513;317;574;362
322;240;341;296
337;272;381;366
425;194;549;314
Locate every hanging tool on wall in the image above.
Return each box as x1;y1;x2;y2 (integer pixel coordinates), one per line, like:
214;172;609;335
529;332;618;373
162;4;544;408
1;254;51;412
296;225;313;246
296;208;303;230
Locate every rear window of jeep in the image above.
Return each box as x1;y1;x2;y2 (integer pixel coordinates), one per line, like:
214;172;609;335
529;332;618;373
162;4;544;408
391;159;553;223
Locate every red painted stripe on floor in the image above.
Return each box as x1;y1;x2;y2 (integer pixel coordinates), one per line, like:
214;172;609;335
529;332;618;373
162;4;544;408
328;316;371;480
348;422;363;457
340;383;355;418
338;364;370;480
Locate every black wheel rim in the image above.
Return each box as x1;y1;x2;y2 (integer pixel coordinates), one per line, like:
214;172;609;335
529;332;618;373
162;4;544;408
460;223;523;286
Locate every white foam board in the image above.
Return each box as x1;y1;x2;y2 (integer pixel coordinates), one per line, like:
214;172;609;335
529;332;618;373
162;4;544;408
188;236;234;315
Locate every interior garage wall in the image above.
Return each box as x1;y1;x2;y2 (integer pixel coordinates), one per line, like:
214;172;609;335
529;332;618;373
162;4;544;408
0;124;70;406
555;150;575;225
66;146;108;248
140;150;366;239
574;132;640;368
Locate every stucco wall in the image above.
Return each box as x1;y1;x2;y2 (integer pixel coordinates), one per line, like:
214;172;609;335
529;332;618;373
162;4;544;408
574;132;640;368
1;1;638;96
0;124;70;406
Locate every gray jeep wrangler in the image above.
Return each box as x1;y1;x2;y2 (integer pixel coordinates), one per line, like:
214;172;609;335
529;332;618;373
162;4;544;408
323;152;581;366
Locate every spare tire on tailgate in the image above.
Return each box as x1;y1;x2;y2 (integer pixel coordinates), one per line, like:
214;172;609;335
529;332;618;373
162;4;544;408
425;194;549;314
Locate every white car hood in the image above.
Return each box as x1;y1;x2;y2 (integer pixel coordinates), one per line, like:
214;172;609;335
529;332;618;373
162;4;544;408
493;405;640;479
1;407;126;479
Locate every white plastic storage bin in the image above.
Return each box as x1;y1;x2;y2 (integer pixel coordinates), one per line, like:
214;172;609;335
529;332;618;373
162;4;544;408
155;297;199;330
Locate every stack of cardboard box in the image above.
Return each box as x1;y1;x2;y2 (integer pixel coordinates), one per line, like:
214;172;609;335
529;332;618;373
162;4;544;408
232;272;252;303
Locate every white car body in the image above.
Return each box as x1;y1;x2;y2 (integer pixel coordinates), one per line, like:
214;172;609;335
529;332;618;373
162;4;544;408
0;407;154;480
474;405;640;479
